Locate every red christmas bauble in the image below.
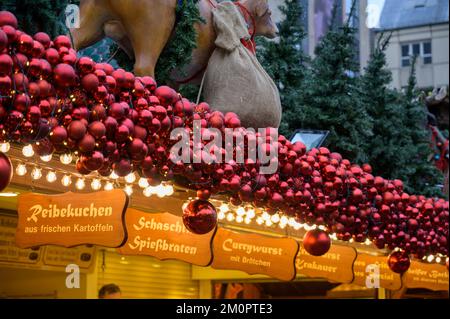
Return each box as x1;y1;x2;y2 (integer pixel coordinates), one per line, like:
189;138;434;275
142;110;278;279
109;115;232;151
113;159;132;177
154;86;177;106
81;73;99;92
303;229;331;256
33;32;51;48
182;200;217;235
0;11;18;28
387;250;411;274
0;29;7;52
0;152;13;192
67;120;87;141
88;121;106;140
78;134;96;153
54;63;76;87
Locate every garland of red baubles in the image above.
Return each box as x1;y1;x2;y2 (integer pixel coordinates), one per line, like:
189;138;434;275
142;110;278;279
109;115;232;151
0;11;448;274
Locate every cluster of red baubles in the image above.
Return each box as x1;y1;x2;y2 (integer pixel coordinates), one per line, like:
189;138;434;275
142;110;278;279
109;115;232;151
0;11;448;264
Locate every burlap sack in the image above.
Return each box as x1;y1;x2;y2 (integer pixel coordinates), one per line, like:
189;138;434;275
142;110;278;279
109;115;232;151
203;1;282;129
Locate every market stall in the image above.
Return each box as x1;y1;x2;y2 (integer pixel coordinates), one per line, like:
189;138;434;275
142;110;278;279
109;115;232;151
0;6;448;299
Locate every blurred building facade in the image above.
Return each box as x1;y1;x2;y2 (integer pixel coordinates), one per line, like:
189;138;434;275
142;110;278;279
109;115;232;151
268;0;371;72
376;0;449;89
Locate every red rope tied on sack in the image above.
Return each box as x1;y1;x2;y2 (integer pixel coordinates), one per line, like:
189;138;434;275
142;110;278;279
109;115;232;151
234;2;257;55
208;0;257;54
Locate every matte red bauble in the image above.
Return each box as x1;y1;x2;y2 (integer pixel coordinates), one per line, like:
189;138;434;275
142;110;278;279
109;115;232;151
67;120;87;141
303;229;331;256
0;152;13;192
182;200;217;235
113;159;132;177
88;121;106;140
387;250;411;274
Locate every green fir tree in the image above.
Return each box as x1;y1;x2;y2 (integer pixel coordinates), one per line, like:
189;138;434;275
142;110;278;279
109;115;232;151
299;1;373;163
360;35;441;196
1;0;72;38
256;0;309;136
400;56;443;196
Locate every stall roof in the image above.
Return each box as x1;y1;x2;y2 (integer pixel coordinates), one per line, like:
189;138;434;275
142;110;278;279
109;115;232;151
379;0;449;30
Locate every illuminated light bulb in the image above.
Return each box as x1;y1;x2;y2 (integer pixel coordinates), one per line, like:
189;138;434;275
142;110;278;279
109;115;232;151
22;144;34;157
349;238;354;243
427;255;434;263
110;171;119;179
149;186;158;195
280;216;288;225
104;181;114;191
244;218;251;224
143;187;152;197
46;171;57;183
271;214;280;224
91;179;102;191
236;215;244;223
288;218;296;227
40;154;52;162
0;142;10;153
75;178;86;190
265;219;273;227
279;223;286;229
262;211;270;220
61;175;72;187
330;233;338;241
435;257;441;263
219;203;229;213
31;167;42;180
16;164;27;176
318;225;326;231
226;213;234;222
124;185;133;196
125;172;136;184
246;209;255;219
236;207;246;216
364;239;372;246
293;223;301;230
256;217;264;225
60;153;73;165
218;211;225;220
138;177;149;189
156;184;166;198
164;185;174;196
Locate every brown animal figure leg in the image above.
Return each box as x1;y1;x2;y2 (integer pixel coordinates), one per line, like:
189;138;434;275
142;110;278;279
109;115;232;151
71;0;110;50
109;0;178;77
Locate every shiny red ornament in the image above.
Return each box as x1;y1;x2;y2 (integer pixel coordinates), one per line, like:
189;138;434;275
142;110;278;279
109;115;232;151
154;86;177;106
182;200;217;235
81;74;99;92
387;250;411;274
303;229;331;256
0;152;13;192
54;63;76;87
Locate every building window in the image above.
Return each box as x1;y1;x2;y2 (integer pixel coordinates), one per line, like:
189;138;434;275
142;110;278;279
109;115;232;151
401;41;432;67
